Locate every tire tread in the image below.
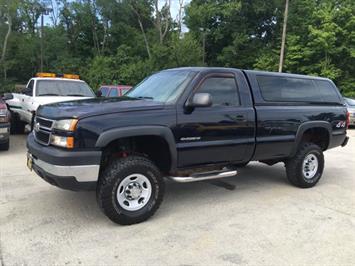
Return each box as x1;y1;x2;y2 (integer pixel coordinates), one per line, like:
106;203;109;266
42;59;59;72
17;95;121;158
285;142;324;188
97;155;164;225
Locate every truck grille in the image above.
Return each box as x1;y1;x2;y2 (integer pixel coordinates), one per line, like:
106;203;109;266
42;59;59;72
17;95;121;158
34;116;54;145
36;117;53;129
35;130;50;144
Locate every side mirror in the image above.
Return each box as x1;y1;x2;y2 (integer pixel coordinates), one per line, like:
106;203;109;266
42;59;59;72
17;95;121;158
23;88;32;96
2;93;13;101
96;90;102;97
188;93;212;108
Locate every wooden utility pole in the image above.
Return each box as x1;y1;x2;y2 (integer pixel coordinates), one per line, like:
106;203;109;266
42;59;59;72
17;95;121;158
40;13;44;72
278;0;289;72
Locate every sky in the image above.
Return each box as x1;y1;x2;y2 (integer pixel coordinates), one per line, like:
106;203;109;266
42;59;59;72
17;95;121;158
169;0;191;20
43;0;192;27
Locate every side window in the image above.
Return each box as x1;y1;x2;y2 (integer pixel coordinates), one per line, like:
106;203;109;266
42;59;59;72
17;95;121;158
109;88;118;97
257;76;319;102
24;80;34;96
314;80;342;103
100;87;109;96
197;77;240;106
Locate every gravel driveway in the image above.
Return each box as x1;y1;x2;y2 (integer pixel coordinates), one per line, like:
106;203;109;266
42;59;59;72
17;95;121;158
1;130;355;265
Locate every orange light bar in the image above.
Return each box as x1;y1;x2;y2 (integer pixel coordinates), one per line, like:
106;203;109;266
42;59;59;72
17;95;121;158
36;72;56;78
63;74;80;80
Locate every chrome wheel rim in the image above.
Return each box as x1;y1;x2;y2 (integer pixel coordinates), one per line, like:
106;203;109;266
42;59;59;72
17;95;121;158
116;174;152;211
302;153;318;179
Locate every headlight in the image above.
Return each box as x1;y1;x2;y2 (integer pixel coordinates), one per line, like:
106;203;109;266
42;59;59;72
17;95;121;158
52;119;78;131
50;135;74;148
0;109;7;115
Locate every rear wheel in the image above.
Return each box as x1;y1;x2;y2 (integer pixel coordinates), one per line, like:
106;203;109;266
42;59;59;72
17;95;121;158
285;142;324;188
0;140;9;151
97;155;165;225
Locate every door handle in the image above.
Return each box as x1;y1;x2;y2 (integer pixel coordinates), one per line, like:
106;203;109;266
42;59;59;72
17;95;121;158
235;115;246;122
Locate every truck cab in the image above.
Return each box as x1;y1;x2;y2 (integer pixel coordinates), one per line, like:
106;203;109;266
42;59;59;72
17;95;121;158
6;73;95;133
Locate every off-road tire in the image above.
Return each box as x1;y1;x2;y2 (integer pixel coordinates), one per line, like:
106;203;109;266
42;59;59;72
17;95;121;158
0;140;9;151
285;142;324;188
97;156;165;225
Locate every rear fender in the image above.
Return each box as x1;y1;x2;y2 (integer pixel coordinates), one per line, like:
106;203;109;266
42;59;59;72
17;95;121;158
291;121;332;157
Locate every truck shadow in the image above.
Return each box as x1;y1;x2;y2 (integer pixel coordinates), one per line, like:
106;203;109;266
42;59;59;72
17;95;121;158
50;162;289;225
162;162;288;205
1;134;29;156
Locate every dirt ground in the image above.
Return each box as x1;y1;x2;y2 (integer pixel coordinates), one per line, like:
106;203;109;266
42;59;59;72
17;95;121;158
1;130;354;265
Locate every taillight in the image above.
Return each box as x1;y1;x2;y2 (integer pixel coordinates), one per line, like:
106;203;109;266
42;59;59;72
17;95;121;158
346;111;350;129
0;103;8;122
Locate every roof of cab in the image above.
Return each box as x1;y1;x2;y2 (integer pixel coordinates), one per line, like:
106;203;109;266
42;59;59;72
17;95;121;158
31;77;85;82
244;69;331;81
163;67;331;81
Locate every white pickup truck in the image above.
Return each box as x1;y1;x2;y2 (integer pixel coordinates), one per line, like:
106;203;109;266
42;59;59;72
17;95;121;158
6;73;95;133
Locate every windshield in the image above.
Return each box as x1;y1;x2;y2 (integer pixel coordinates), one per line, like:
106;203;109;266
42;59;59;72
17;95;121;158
126;70;196;103
36;80;94;97
345;98;355;107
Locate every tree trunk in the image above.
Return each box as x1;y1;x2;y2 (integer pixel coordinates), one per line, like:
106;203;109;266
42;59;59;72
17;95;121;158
177;0;184;33
278;0;289;73
1;12;12;81
154;0;171;44
131;5;151;59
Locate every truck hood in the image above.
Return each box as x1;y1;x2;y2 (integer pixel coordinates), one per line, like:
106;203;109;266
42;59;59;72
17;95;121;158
347;107;355;113
36;97;165;119
34;96;93;106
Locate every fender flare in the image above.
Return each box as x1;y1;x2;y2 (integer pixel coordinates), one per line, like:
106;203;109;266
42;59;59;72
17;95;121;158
95;126;177;171
291;121;332;157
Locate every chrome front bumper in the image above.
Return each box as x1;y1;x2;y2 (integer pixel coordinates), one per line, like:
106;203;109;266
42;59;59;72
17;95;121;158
29;153;100;182
27;133;102;190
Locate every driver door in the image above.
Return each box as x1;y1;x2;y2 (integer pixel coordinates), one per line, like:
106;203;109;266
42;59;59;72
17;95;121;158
175;72;253;168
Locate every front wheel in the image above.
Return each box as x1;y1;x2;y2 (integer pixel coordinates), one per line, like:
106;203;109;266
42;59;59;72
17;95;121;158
96;156;165;225
285;142;324;188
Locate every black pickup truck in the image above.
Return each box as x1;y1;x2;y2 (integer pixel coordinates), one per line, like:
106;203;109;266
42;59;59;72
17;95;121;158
27;67;349;225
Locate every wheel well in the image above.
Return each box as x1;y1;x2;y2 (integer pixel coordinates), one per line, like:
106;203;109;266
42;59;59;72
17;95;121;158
300;127;329;150
101;135;172;174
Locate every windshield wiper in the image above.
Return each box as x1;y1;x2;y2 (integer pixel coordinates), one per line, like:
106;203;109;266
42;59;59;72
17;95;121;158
137;96;154;100
66;94;86;97
39;93;59;96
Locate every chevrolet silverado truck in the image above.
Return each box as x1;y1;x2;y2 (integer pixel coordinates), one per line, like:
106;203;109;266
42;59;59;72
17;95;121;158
26;67;349;225
6;73;95;133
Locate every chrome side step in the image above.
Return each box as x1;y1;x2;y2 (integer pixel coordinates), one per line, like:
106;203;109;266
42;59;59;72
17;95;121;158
168;169;237;183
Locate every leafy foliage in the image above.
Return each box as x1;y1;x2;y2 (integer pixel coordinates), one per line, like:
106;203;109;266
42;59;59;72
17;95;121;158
0;0;354;97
